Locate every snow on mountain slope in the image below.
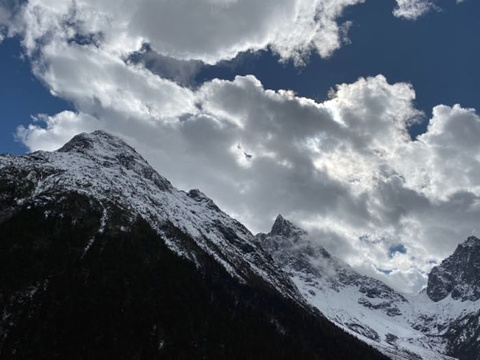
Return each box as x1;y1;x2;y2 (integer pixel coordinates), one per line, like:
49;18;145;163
1;131;478;359
0;130;297;298
256;215;479;360
1;131;394;360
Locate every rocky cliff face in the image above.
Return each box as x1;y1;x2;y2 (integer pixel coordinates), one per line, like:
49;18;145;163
427;236;480;302
424;236;480;360
0;131;387;360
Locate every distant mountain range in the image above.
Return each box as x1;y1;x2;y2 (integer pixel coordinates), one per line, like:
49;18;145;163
256;215;480;360
0;131;478;359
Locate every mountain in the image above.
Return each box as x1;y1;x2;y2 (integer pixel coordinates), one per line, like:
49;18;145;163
256;217;480;360
424;236;480;360
0;131;387;360
427;236;480;303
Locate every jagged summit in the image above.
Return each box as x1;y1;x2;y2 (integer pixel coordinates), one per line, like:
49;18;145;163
463;235;480;248
427;235;480;302
256;214;419;358
270;214;307;237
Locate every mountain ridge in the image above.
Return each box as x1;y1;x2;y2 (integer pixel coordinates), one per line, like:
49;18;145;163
426;235;480;303
1;131;479;360
256;216;480;360
0;130;388;360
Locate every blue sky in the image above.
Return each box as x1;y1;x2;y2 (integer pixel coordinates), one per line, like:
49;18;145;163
1;0;479;293
0;37;72;154
200;0;480;139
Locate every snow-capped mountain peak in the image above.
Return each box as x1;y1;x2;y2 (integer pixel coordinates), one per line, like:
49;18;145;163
462;235;480;248
57;130;172;191
269;214;307;237
427;235;480;303
256;216;480;360
0;131;297;299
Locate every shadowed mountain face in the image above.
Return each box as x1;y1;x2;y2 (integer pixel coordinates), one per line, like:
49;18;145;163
0;131;387;360
427;236;480;302
426;236;480;360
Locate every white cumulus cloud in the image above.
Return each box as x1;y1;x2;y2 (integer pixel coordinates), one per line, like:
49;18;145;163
7;0;366;65
17;71;480;293
393;0;437;20
4;0;480;294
